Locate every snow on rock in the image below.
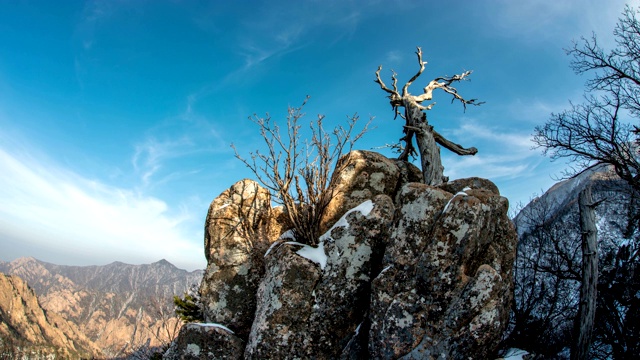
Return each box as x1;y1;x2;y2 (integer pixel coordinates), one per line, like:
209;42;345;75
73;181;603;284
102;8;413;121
192;322;235;334
163;321;245;360
502;348;530;360
320;199;374;242
274;200;376;270
285;241;328;270
443;186;471;213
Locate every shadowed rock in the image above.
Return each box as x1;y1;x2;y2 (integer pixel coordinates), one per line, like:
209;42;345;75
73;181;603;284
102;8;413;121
163;323;244;360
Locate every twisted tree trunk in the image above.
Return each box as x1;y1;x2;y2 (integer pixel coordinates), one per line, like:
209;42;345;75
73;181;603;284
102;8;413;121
375;47;481;185
403;98;444;185
572;186;599;360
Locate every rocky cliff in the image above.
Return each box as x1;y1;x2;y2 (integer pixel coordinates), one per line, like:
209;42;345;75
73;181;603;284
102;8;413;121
0;257;203;358
0;272;101;359
165;150;518;359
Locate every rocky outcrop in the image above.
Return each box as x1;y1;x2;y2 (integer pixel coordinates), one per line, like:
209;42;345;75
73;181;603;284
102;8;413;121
320;150;422;234
168;150;517;359
0;273;102;359
244;194;395;359
368;182;515;359
200;179;286;339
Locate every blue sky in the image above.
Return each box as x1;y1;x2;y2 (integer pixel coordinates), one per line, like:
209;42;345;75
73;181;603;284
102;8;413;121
0;0;635;271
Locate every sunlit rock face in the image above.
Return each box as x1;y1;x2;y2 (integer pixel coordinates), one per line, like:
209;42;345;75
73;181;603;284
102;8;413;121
0;273;102;359
199;179;286;339
171;151;517;359
319;149;422;235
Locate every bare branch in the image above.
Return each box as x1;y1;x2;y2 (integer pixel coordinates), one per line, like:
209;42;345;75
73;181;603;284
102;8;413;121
374;65;399;97
402;46;426;96
433;130;478;156
374;47;482;184
234;98;370;245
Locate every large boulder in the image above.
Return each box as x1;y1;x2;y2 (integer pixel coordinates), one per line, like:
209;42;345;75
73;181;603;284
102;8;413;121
244;195;395;359
310;194;395;359
368;181;517;359
199;179;284;339
320;150;422;234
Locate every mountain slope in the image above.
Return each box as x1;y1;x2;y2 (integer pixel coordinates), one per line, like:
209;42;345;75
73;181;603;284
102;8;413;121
0;272;102;359
509;165;639;357
0;257;204;358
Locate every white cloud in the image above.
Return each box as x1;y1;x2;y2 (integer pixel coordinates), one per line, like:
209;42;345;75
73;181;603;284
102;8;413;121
131;101;230;189
488;0;631;46
437;118;574;211
0;142;205;271
132;135;193;186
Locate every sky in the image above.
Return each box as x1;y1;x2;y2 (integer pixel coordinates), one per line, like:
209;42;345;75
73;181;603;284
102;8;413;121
0;0;636;271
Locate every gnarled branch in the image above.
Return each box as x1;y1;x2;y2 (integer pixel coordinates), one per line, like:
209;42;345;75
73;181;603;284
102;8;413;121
374;47;482;185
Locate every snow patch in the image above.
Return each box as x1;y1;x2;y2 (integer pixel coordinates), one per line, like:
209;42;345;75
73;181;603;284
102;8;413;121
217;203;231;211
443;187;471;213
285;241;328;270
279;229;295;240
354;322;362;336
265;201;374;268
186;343;200;356
192;322;235;334
264;241;283;258
502;348;529;360
320;200;374;242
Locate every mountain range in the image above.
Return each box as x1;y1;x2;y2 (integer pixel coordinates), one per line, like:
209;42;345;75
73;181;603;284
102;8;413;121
0;257;203;359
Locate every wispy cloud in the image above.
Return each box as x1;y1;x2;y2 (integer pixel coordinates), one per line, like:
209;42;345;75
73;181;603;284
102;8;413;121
233;2;363;70
132;136;193;186
131;101;229;189
442;120;538;181
0;139;205;270
487;0;630;46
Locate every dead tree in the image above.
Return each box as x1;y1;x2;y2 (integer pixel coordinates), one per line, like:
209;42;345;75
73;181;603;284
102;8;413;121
375;47;482;185
233;97;370;245
572;186;602;360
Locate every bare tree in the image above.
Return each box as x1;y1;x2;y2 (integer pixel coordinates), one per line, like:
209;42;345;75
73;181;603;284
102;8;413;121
374;46;482;185
531;7;640;358
533;6;640;192
233;97;370;245
572;186;602;360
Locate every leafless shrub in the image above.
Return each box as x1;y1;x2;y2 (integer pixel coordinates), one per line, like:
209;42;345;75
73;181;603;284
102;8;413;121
232;97;370;245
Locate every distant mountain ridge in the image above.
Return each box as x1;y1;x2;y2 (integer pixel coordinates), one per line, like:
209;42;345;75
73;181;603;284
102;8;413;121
0;257;204;358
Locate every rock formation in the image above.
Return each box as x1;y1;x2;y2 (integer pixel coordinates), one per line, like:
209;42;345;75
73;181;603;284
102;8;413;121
166;150;517;359
199;179;286;339
0;272;102;359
